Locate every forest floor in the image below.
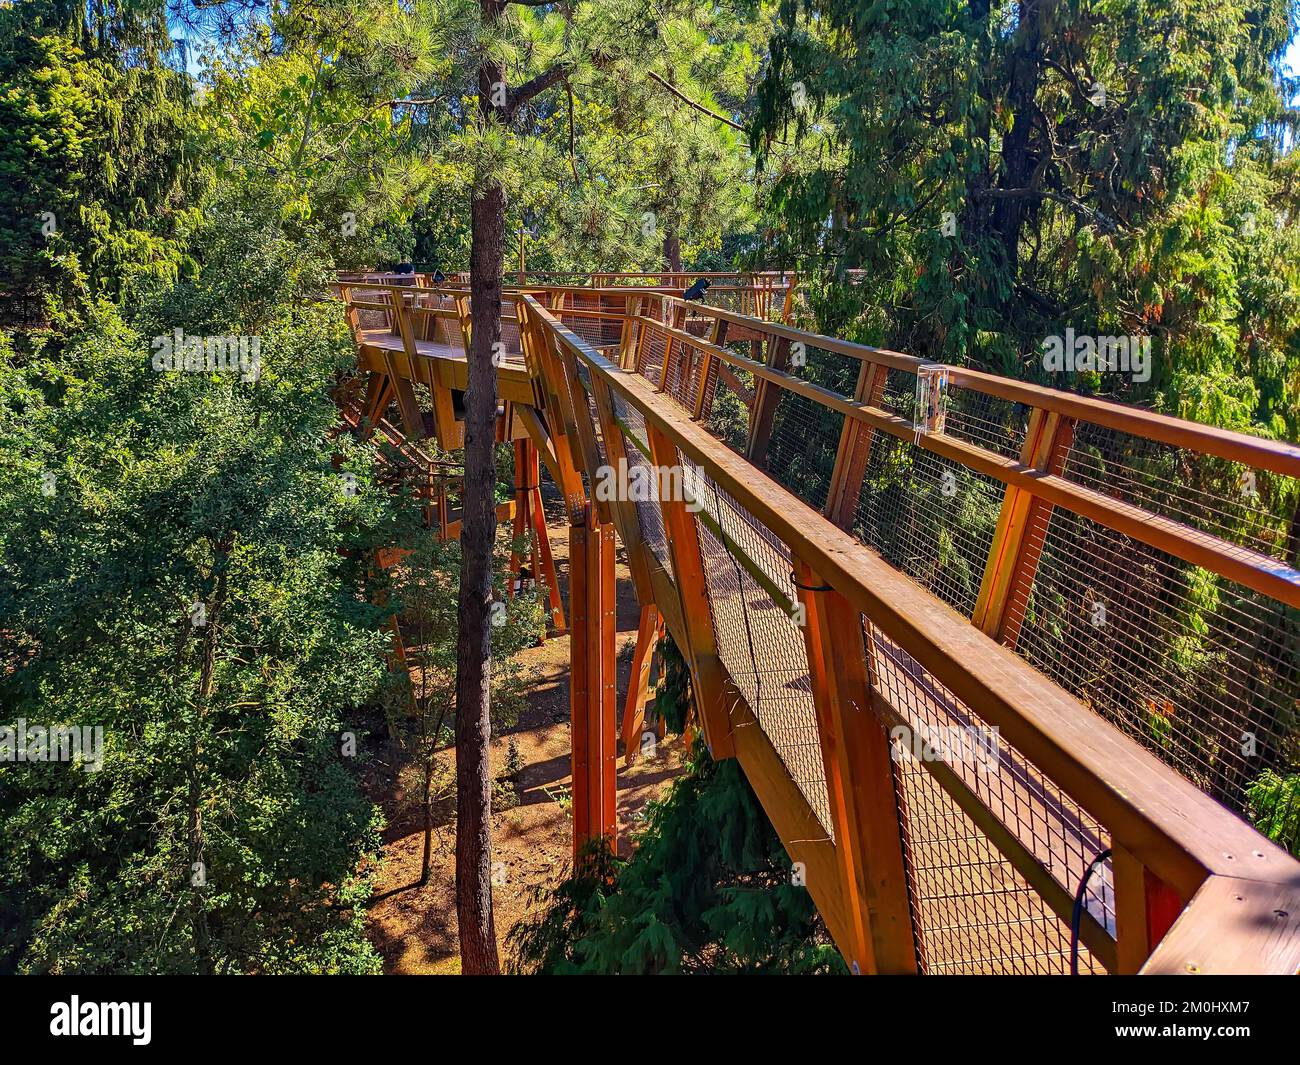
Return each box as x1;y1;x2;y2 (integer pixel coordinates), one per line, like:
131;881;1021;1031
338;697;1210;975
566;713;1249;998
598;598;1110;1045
361;490;686;974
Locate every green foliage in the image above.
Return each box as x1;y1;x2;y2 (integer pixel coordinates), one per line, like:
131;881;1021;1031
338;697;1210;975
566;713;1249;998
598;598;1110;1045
509;635;846;975
0;1;198;324
508;737;846;974
0;264;397;972
756;0;1300;439
1248;770;1300;854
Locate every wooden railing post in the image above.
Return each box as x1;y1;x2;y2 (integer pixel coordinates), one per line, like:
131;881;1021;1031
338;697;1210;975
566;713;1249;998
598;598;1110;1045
692;317;729;420
972;408;1075;645
745;334;791;466
569;501;618;857
1114;846;1186;974
824;361;888;528
793;557;918;974
646;423;735;759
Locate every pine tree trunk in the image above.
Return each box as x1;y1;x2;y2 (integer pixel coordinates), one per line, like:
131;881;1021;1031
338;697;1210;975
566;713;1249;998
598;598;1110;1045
421;753;434;886
662;231;682;273
454;0;506;976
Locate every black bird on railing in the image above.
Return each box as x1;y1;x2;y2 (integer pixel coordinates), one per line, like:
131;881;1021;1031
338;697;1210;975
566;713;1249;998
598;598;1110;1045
432;269;446;285
683;277;710;302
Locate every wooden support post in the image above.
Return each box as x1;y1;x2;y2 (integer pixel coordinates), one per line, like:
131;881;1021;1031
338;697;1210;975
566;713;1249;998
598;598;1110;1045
1114;846;1186;974
745;334;791;467
359;372;392;438
621;603;662;765
646;423;735;759
387;296;428;440
692;318;729;420
793;557;918;974
569;503;618;858
509;437;564;633
824;362;887;528
507;440;530;601
657;303;689;391
972;409;1075;646
531;484;565;633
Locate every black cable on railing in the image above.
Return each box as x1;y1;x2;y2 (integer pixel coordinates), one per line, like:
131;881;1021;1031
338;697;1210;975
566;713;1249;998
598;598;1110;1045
1070;847;1112;975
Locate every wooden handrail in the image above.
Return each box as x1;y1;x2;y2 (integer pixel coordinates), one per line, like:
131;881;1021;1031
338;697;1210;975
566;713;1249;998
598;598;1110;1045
524;294;1300;972
653;297;1300;478
632;313;1300;608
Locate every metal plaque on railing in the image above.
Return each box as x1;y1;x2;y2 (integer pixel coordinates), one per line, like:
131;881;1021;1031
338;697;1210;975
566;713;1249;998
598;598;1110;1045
915;362;950;443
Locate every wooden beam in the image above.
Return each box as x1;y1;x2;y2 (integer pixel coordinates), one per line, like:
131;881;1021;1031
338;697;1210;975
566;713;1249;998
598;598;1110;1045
794;557;918;974
621;604;661;766
646;423;735;759
569;504;618;856
972;409;1075;645
824;362;887;529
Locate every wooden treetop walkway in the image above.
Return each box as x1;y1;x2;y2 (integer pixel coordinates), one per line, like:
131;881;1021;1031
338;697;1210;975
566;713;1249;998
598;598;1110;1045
337;273;1300;976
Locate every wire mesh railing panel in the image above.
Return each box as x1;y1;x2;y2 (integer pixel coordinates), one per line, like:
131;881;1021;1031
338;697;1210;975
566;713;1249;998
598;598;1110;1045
703;363;753;455
681;459;834;837
1062;420;1300;564
849;431;1004;618
662;338;703;412
945;386;1030;461
893;748;1107;974
635;323;668;385
870;622;1115;939
551;310;608;349
762;391;843;513
1009;504;1300;818
612;398;672;577
349;286;396;332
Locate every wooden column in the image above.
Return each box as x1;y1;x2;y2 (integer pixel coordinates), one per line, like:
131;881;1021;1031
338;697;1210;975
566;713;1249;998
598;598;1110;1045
507;439;564;634
646;423;735;759
621;604;662;765
971;409;1075;646
386;295;428;440
692;318;729;420
1114;846;1186;974
569;502;618;857
793;557;917;974
824;361;887;528
745;334;791;467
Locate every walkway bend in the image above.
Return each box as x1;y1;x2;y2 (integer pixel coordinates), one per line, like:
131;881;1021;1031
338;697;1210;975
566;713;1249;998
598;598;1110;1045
337;275;1300;976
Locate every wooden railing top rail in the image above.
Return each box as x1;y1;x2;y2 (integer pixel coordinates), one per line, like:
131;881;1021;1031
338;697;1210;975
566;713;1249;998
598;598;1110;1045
653;297;1300;479
524;294;1300;966
629;312;1300;610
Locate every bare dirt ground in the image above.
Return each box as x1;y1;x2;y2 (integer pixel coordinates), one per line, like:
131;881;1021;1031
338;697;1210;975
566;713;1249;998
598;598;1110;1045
362;492;685;974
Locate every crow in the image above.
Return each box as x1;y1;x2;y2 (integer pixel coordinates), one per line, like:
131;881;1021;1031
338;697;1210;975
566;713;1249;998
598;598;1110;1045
683;277;711;302
432;269;446;284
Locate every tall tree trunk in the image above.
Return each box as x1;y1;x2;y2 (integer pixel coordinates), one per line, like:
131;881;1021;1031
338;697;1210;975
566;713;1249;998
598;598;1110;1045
454;0;506;976
990;1;1044;274
662;231;682;273
188;552;228;975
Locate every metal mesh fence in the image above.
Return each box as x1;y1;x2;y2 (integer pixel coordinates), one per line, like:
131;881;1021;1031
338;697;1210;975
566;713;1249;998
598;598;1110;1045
1010;504;1300;814
682;457;834;836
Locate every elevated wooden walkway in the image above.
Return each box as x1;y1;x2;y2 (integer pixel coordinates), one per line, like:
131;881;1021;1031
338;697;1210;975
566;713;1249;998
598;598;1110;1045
337;275;1300;975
